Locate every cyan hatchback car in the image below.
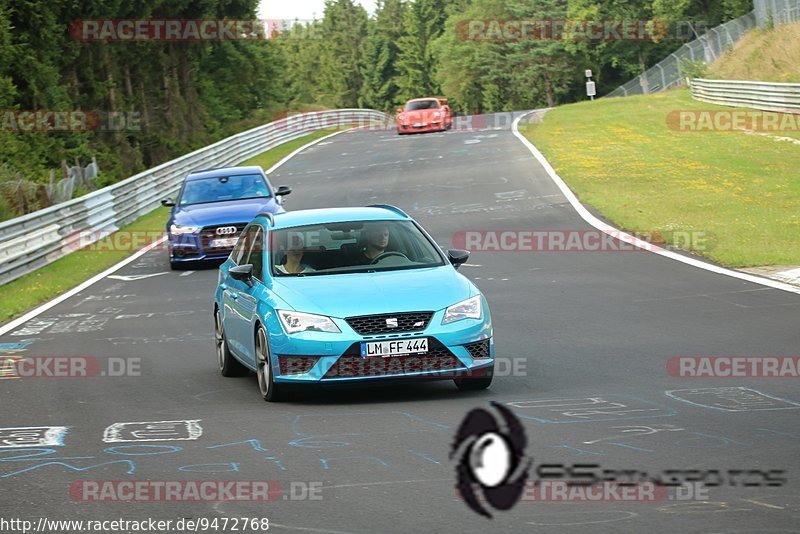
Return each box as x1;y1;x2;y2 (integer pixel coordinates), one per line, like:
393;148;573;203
161;166;292;269
213;205;494;401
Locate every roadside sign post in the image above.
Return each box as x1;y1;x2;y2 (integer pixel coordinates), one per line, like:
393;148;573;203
585;69;596;101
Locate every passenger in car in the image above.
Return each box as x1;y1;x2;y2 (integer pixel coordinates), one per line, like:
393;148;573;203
276;233;315;274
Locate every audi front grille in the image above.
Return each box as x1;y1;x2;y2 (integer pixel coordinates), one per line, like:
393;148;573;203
199;223;247;250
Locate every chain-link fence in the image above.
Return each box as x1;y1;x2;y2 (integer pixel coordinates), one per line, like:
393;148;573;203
606;12;757;97
0;159;100;221
755;0;800;26
607;0;800;98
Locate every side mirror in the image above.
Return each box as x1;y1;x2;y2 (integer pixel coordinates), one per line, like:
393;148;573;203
447;249;470;269
229;264;253;285
396;107;403;114
275;185;292;197
161;198;176;207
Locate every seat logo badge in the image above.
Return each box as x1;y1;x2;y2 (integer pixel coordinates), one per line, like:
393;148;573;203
216;226;237;235
386;318;398;328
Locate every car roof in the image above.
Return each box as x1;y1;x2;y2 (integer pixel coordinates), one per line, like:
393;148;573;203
257;206;410;230
407;97;440;102
185;166;264;181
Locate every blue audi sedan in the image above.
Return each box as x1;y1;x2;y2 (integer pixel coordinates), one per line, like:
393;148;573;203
213;205;494;401
162;166;292;269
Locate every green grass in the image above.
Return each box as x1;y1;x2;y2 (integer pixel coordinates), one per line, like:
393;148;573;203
0;127;341;325
519;88;800;268
708;22;800;83
0;207;169;324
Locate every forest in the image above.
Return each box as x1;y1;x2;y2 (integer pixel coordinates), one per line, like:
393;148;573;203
0;0;752;218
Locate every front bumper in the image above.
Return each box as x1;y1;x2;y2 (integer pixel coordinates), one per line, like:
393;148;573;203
397;121;444;133
267;308;493;384
168;227;242;263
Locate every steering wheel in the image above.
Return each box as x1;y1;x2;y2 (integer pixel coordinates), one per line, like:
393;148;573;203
370;251;408;264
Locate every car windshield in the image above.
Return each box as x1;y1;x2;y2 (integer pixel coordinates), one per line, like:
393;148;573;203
271;220;446;276
405;100;439;111
179;174;271;205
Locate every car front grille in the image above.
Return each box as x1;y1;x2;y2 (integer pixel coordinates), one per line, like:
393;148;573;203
199;223;247;251
322;339;462;379
345;311;434;336
464;339;490;359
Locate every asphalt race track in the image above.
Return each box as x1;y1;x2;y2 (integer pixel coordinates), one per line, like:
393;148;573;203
1;114;799;533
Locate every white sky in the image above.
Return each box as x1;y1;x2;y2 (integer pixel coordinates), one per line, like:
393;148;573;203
258;0;377;20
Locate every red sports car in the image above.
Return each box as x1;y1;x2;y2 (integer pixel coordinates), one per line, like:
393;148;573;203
396;97;452;134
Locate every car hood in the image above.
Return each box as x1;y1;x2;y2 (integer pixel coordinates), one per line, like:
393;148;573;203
172;198;283;227
272;266;474;318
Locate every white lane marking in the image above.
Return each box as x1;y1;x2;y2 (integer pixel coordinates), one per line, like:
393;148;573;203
0;236;166;337
0;426;69;448
107;272;169;281
511;111;800;295
179;270;195;277
775;267;800;283
0;126;359;337
665;387;800;412
103;420;203;443
262;125;363;175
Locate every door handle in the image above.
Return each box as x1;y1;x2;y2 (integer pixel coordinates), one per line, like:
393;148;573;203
230;292;239;300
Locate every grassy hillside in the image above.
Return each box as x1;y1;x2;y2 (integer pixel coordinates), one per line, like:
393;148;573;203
708;21;800;82
520;89;800;268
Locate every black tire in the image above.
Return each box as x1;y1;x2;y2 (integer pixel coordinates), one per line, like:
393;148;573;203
255;325;285;402
170;260;182;270
454;365;493;391
215;309;248;377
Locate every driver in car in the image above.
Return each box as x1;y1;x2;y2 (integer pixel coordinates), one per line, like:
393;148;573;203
355;222;391;264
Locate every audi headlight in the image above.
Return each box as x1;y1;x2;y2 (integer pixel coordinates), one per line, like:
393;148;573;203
442;295;482;325
278;310;341;334
170;224;200;235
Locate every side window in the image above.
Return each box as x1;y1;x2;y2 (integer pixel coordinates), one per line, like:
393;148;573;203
244;227;264;281
231;225;254;265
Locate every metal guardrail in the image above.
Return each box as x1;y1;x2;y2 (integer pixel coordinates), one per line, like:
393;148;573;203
607;12;757;97
0;109;389;286
689;78;800;113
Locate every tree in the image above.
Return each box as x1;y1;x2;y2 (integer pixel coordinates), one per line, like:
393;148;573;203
396;0;449;100
359;0;406;110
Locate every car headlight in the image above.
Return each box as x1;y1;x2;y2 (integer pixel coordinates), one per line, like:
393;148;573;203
278;310;341;334
442;295;482;325
170;224;200;235
432;112;441;120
